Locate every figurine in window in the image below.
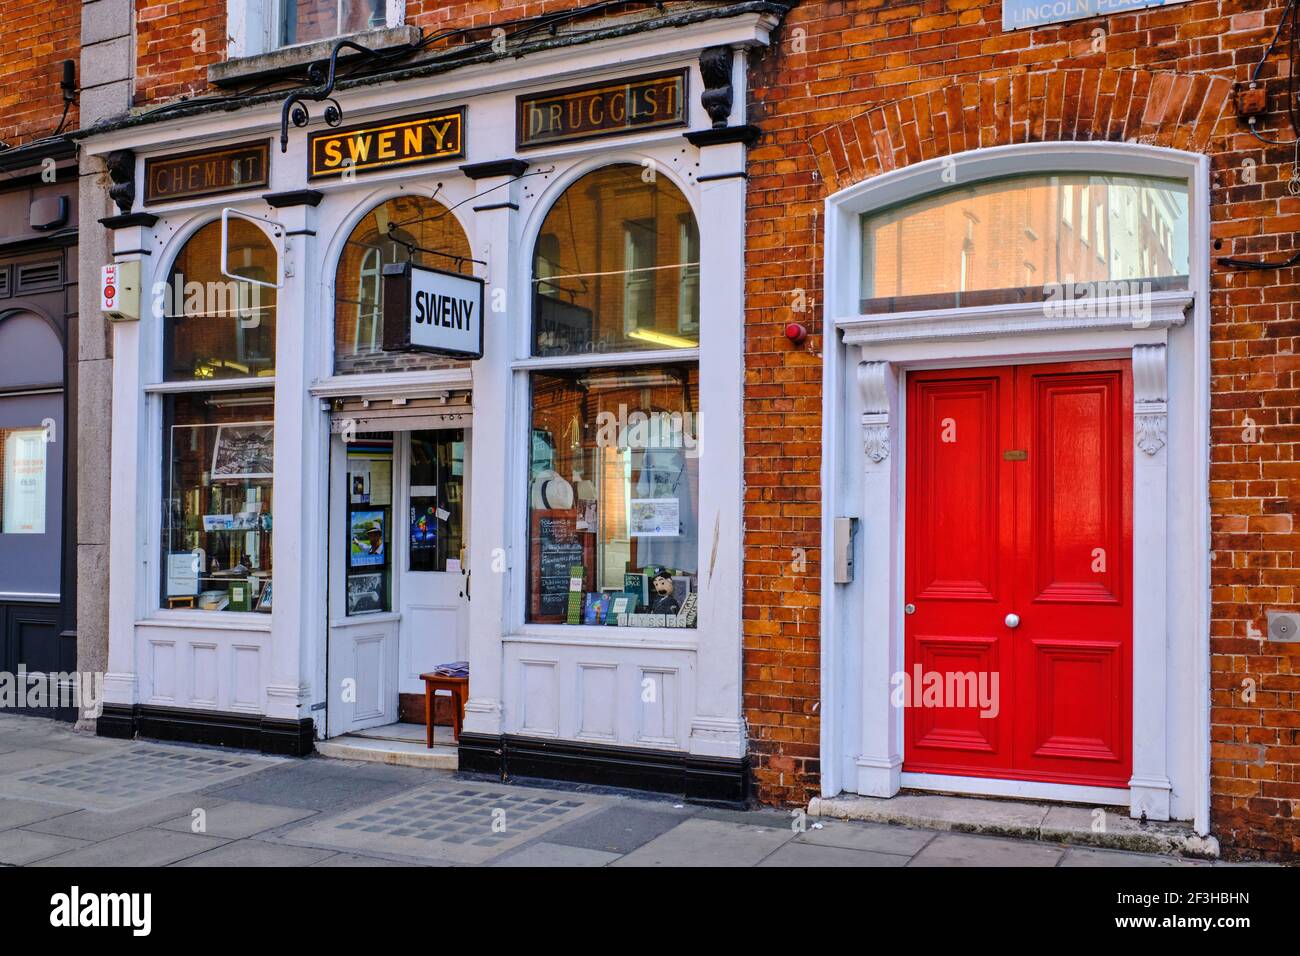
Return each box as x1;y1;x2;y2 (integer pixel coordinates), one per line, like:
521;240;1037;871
649;567;680;616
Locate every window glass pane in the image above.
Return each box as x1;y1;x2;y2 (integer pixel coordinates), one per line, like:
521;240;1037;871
334;196;473;374
527;364;699;627
409;429;464;573
532;164;699;357
164;220;277;381
161;390;274;612
281;0;384;46
860;172;1189;313
346;435;392;614
1;427;47;534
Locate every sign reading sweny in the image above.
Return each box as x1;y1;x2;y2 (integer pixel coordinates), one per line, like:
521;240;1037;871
308;109;465;179
1003;0;1189;30
517;71;687;149
381;262;485;359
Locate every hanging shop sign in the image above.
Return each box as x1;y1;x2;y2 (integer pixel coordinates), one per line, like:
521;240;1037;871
381;262;484;359
1003;0;1190;30
144;141;270;203
308;108;466;179
516;70;688;149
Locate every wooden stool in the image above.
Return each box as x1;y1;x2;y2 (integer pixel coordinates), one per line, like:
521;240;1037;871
419;673;469;747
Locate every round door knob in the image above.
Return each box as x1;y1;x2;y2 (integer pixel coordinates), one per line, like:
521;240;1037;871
905;603;916;615
1005;613;1021;628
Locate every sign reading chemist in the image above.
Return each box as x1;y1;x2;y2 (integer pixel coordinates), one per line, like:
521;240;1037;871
381;262;485;359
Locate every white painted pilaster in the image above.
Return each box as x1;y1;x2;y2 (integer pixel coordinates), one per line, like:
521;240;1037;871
1129;341;1172;821
688;138;747;759
854;358;902;796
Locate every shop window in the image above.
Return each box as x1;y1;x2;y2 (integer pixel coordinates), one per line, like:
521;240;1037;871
526;365;699;628
532;164;699;356
163;220;278;381
1;427;47;534
160;391;274;612
861;172;1189;313
345;435;393;615
334;195;473;374
279;0;385;47
409;429;464;573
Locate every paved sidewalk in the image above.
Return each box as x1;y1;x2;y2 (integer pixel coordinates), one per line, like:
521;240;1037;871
0;714;1222;867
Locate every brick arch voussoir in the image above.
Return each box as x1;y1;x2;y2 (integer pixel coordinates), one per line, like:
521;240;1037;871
811;68;1233;194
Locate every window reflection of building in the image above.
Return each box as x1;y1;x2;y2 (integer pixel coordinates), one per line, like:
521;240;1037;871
527;165;701;627
334;195;473;374
861;172;1189;313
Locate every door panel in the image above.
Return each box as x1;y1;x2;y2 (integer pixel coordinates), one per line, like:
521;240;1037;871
904;369;1015;775
904;360;1132;788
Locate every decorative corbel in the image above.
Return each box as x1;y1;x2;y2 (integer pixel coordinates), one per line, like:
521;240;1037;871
1133;343;1168;456
858;361;891;464
104;150;136;214
699;45;735;129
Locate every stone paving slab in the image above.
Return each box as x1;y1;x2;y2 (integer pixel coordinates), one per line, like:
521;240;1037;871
310;852;420;867
32;827;229;867
0;748;86;775
172;840;338;867
543;803;694;855
1060;846;1207;867
0;797;77;831
155;801;317;839
760;841;911;867
612;817;794;867
274;782;606;865
0;744;274;811
23;794;231;842
0;828;91;865
491;841;621;867
202;758;427;812
908;831;1066;867
794;819;937;856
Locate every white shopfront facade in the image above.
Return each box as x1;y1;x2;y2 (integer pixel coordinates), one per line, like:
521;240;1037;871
83;8;778;802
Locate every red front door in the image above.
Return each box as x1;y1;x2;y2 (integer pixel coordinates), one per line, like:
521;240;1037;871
903;360;1132;788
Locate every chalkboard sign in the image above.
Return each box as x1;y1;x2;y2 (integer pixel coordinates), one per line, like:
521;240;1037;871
530;510;593;622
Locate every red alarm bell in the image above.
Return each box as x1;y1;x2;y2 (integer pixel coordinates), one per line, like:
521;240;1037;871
785;322;807;344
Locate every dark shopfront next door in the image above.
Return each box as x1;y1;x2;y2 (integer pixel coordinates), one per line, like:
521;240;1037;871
0;307;77;719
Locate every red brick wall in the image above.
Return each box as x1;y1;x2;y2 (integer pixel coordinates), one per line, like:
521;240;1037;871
134;0;622;107
743;0;1300;861
0;0;80;146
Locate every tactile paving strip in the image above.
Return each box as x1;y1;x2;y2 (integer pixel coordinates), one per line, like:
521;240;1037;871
0;745;270;811
277;785;601;864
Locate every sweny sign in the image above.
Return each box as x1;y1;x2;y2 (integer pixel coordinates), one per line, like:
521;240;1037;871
382;262;484;359
308;109;465;179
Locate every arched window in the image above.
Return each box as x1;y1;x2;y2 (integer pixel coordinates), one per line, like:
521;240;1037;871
156;218;279;614
525;166;700;629
163;219;278;381
334;195;472;373
860;172;1189;313
531;163;699;357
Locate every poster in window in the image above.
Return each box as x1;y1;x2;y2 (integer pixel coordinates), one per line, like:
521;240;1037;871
349;509;386;567
3;429;47;534
210;423;274;480
346;572;384;614
629;498;679;537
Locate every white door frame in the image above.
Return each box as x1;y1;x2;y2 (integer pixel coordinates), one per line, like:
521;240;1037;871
819;142;1212;832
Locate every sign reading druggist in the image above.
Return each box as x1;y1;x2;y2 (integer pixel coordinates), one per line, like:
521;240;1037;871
381;262;485;359
1003;0;1190;29
517;70;688;149
308;108;466;179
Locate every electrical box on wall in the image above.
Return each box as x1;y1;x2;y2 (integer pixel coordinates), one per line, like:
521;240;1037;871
101;261;141;322
833;517;858;584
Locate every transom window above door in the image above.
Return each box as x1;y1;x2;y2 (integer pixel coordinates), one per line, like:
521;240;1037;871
334;195;473;374
860;172;1190;314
